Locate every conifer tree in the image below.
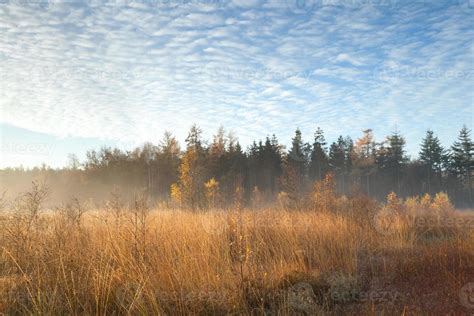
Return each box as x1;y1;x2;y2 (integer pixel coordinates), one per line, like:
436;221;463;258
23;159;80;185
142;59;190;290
419;130;445;193
186;124;205;152
263;135;283;194
385;131;408;194
173;125;207;210
157;131;181;198
309;127;329;181
354;129;376;196
450;125;473;203
288;128;307;179
329;136;345;192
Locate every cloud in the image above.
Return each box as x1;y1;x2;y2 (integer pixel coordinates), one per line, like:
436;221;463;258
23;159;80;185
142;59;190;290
335;53;364;66
0;0;472;167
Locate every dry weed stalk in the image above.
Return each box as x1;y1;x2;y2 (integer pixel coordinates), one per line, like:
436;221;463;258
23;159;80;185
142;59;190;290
0;183;472;315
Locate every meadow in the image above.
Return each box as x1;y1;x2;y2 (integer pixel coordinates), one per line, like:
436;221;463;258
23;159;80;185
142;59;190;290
0;183;473;315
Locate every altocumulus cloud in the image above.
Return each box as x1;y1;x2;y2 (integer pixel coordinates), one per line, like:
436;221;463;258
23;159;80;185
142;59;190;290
0;0;472;166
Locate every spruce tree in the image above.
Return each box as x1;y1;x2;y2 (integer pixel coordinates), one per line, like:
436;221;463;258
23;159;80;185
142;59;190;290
309;127;329;181
419;130;445;193
185;124;204;152
288;128;307;177
329;137;345;193
157;131;181;197
329;137;345;172
385;131;408;194
450;125;473;204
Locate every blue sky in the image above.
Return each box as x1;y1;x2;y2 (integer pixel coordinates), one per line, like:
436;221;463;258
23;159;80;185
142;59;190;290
0;0;473;168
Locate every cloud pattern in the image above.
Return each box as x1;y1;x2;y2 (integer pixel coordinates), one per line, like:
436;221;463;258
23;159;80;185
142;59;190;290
0;0;472;166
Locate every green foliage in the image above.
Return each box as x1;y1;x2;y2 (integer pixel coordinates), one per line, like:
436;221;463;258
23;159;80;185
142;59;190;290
2;125;473;207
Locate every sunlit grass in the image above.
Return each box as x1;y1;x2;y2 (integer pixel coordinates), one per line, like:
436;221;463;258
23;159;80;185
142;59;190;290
1;187;473;315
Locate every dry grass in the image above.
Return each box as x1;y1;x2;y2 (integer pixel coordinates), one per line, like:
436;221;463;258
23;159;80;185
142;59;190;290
0;190;473;315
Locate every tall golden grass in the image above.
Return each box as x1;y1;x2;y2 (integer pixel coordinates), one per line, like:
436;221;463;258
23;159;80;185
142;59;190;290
1;184;473;315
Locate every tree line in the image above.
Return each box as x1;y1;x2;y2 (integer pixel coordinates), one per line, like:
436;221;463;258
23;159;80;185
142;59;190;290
1;125;472;208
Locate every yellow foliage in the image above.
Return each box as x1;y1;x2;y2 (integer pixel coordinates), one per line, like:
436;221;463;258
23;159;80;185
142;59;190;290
404;196;419;214
431;192;454;215
204;177;220;208
204;177;219;191
402;192;455;218
312;173;336;212
420;193;432;210
386;191;404;214
170;183;182;204
177;149;204;211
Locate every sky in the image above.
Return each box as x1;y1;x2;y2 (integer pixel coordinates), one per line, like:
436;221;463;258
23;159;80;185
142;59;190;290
0;0;473;168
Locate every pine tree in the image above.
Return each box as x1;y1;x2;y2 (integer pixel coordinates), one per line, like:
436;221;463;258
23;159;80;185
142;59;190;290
287;128;307;178
374;131;407;196
343;136;354;176
309;127;329;181
229;141;246;184
263;135;283;194
329;137;345;172
185;124;204;152
329;136;345;193
157;131;181;198
419;130;445;194
247;141;261;191
342;136;354;194
384;131;408;194
450;125;473;204
221;137;247;201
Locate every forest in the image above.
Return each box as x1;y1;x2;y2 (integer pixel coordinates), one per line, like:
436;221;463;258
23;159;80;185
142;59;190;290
1;125;472;208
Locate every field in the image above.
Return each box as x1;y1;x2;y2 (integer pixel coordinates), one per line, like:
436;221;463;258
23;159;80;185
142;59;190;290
0;186;473;315
3;0;473;314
